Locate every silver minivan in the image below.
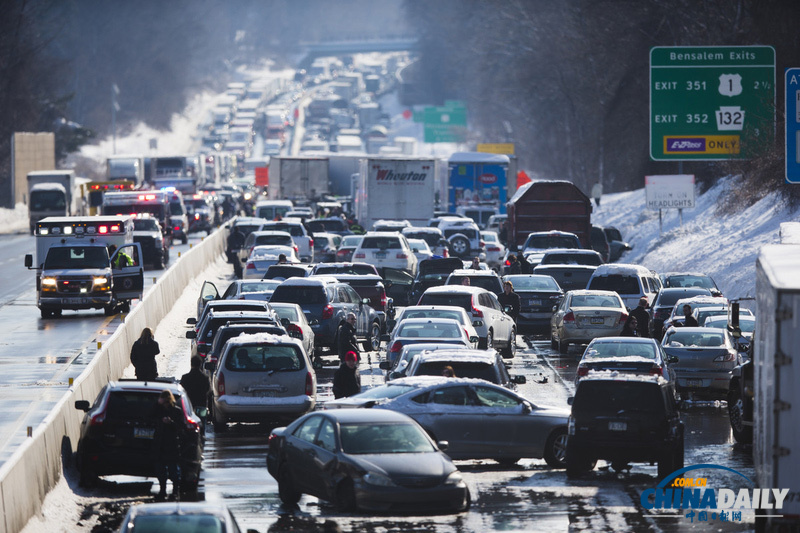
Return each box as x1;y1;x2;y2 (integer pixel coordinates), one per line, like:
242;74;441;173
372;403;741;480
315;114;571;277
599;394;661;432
210;333;316;431
586;263;662;310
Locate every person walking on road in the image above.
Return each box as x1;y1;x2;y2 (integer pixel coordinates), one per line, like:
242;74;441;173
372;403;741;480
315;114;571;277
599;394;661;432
621;316;639;337
626;297;651;337
131;327;160;381
151;390;183;501
332;351;361;399
337;313;360;361
504;254;522;276
498;280;521;323
682;304;699;327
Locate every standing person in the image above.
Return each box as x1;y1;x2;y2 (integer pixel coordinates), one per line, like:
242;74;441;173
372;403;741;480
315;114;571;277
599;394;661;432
621;316;639;336
498;280;521;323
277;253;288;264
337;313;360;361
682;304;699;327
470;257;481;270
151;390;183;501
131;327;160;381
332;351;361;399
504;254;521;275
626;297;651;337
591;181;603;207
180;356;210;419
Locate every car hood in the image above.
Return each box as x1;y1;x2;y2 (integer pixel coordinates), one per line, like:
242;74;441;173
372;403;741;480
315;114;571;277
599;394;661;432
349;451;453;479
417;258;464;277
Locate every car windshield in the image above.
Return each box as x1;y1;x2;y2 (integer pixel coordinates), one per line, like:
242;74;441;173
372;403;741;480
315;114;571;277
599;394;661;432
657;289;710;306
573;381;665;414
585;340;657;359
351;383;417;400
524;235;579;249
270;285;326;305
133;219;159;231
415;361;496;381
271;305;300;322
224;344;303;371
507;276;560;291
447;275;500;292
130;514;224;532
443;228;478;239
419;293;472;311
314;264;377;276
44;246;109;269
233;224;263;238
255;235;292;246
106;391;171;421
263;223;303;237
405;232;442;247
400;309;464;324
665;275;716;289
587;275;640;295
665;331;725;347
340;422;435;454
307;219;346;232
341;236;363;247
398;322;462;338
541;253;601;266
361;236;401;249
240;281;280;293
570;294;622;308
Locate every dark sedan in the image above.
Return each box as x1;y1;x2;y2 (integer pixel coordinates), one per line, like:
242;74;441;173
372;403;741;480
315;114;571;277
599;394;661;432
266;409;470;513
502;274;563;333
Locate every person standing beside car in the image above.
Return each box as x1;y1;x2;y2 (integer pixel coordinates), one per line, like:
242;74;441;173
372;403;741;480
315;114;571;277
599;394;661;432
337;313;360;361
131;327;160;381
180;356;210;418
333;351;361;399
626;297;651;338
504;254;521;275
498;280;520;323
681;304;699;327
151;390;183;501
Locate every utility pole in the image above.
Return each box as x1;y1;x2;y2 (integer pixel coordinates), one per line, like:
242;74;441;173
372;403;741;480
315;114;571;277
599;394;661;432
112;83;120;154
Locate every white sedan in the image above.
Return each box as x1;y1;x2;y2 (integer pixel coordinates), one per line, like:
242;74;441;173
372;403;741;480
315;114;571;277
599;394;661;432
243;245;300;279
407;238;434;264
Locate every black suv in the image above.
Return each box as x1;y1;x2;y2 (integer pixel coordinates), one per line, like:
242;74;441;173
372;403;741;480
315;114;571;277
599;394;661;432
74;379;203;494
566;374;684;479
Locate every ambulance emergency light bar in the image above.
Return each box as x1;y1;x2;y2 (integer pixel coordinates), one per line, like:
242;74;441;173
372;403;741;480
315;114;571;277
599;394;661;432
37;219;123;236
89;182;134;191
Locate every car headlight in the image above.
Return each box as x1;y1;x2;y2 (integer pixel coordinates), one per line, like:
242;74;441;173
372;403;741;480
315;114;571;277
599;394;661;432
41;277;57;287
93;276;109;286
363;472;397;487
444;471;464;485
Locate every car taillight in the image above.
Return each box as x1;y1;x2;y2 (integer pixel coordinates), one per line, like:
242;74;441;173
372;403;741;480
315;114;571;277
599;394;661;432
174;226;181;232
294;245;298;253
479;240;485;249
309;238;314;247
287;323;303;339
487;246;501;252
380;289;387;310
305;372;314;396
650;365;663;375
617;312;628;325
246;262;256;270
354;252;365;259
322;304;334;320
471;299;484;318
194;213;200;220
563;311;575;323
337;249;348;257
182;398;200;431
89;409;106;426
442;249;449;257
396;253;408;259
217;372;226;396
577;366;588;377
505;259;511;266
389;341;402;356
714;352;736;362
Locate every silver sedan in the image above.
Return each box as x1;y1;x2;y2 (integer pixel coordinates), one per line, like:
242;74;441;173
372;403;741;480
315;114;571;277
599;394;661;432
325;376;569;467
661;326;740;399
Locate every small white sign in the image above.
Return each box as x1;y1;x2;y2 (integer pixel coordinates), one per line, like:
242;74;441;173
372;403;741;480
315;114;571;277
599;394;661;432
716;106;745;131
718;73;743;97
645;174;695;210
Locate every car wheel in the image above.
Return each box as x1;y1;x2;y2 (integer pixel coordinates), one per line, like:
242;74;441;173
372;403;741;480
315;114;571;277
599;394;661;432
544;428;569;468
496;457;520;466
278;466;301;506
367;321;381;352
728;388;753;444
566;443;596;478
104;304;116;317
450;236;470;257
550;335;558;350
657;451;676;479
335;478;357;512
502;328;516;358
558;337;569;355
181;234;188;245
484;330;494;351
78;465;98;488
212;407;227;433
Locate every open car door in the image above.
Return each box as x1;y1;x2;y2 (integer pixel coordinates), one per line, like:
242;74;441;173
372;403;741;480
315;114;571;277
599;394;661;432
111;243;144;301
380;267;414;306
197;281;220;318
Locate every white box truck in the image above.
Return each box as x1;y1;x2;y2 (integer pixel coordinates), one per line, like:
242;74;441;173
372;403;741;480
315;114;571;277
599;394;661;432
754;244;800;529
356;157;439;230
267;156;329;202
27;170;87;233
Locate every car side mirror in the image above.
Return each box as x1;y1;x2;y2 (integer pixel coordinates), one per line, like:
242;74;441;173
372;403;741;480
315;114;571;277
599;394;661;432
75;400;90;411
522;402;532;414
25;254;32;268
469;336;479;344
412;248;418;252
513;375;527;385
567;396;574;406
437;440;449;452
668;355;679;364
185;330;197;339
552;306;557;312
362;298;370;305
186;317;197;325
388;371;404;380
280;317;291;327
503;305;512;314
379;361;392;370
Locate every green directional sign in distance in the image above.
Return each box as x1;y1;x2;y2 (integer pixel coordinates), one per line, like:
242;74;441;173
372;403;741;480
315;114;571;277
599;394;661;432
423;103;467;143
650;46;775;161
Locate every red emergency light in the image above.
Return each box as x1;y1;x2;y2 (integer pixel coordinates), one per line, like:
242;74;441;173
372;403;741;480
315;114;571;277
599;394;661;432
98;226;108;234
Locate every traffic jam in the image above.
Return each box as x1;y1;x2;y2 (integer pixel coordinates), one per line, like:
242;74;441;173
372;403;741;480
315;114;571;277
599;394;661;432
13;53;789;533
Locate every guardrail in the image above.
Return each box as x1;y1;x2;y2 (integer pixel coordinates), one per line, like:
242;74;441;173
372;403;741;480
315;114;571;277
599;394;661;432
0;226;228;533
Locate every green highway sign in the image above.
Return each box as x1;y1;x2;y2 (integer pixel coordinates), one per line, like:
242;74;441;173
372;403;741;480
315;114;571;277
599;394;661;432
650;46;775;160
423;102;467;143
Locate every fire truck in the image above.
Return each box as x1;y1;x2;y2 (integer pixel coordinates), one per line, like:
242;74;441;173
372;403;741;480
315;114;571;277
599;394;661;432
24;216;144;318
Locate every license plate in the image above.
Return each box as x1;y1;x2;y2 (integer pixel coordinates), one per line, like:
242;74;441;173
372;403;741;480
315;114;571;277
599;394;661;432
609;421;627;431
374;252;387;259
65;297;86;304
590;317;605;324
254;390;277;397
134;427;155;439
687;379;703;387
528;299;542;306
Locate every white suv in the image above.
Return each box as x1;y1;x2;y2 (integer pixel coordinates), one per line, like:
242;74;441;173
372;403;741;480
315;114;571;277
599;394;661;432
438;218;485;260
259;221;313;262
417;285;516;358
352;231;419;275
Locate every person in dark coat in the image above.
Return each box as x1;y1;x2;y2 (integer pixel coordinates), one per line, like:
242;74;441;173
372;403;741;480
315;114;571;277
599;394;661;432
504;254;522;276
337;313;360;361
180;356;210;417
333;351;361;399
620;316;639;337
131;327;160;381
497;280;521;323
626;297;651;337
519;255;533;274
151;390;183;500
682;304;699;327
